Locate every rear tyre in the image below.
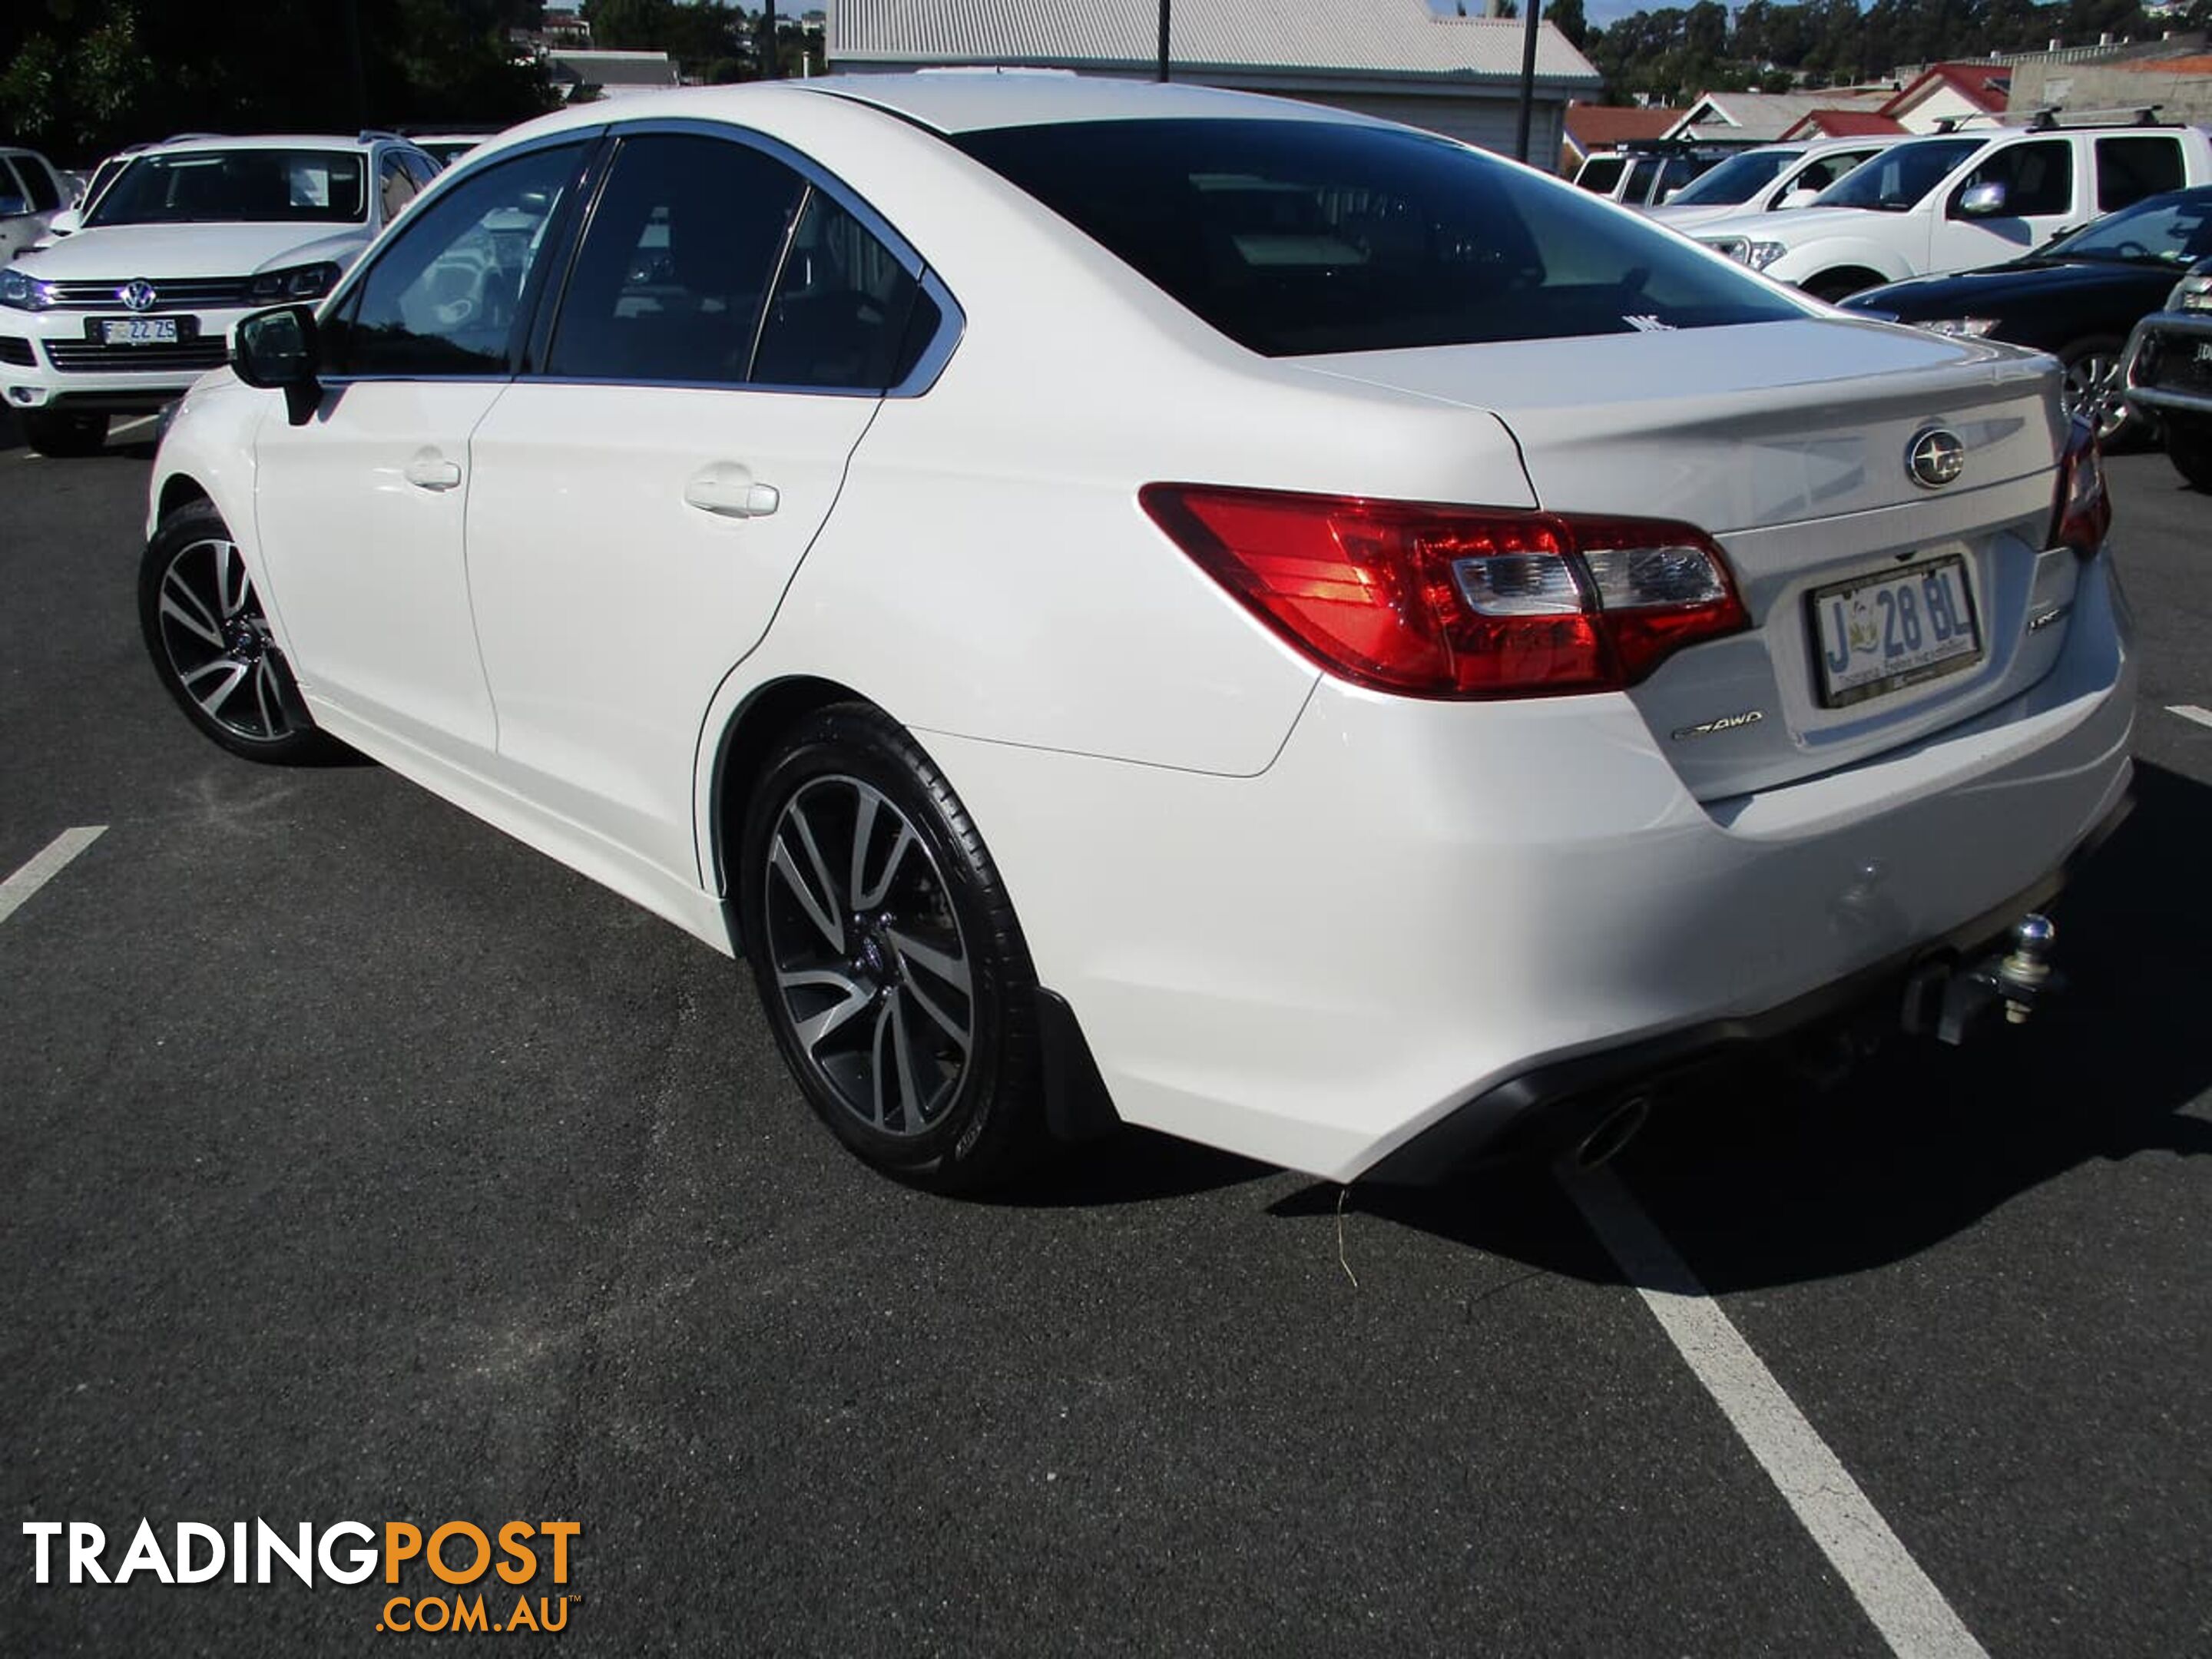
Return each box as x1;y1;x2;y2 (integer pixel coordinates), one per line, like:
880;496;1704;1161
2057;336;2140;449
2165;415;2212;492
738;703;1045;1194
138;500;336;763
19;409;108;457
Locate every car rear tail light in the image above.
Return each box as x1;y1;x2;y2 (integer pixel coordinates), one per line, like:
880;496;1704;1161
2051;416;2110;560
1139;485;1749;698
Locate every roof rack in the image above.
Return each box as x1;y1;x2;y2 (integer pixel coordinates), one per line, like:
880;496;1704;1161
2022;103;2170;130
357;128;409;145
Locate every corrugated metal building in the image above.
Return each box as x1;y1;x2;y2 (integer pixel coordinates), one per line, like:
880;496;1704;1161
827;0;1602;161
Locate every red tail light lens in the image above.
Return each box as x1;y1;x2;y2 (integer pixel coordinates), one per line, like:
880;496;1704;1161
2051;416;2111;559
1140;485;1749;698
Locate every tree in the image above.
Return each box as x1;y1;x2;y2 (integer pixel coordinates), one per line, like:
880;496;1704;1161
1549;0;1590;51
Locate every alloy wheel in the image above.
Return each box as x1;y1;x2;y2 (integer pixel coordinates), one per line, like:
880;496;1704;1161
2061;350;2128;443
762;774;974;1138
153;537;295;743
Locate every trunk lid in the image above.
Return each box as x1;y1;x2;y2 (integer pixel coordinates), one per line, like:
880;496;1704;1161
1286;319;2078;801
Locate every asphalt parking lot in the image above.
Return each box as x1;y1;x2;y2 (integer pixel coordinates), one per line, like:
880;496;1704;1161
2;413;2207;1657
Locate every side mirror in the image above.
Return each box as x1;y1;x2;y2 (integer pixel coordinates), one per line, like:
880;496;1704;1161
1958;180;2009;217
0;194;28;220
232;305;323;426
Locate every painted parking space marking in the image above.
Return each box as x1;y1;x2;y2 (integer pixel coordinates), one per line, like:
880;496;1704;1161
111;415;158;435
2169;704;2212;731
0;826;107;928
1565;1167;1989;1659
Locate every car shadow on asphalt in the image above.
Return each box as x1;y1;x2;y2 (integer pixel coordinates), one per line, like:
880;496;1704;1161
1276;757;2212;1292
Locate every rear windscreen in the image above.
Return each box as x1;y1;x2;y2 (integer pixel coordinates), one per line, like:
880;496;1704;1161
954;120;1803;357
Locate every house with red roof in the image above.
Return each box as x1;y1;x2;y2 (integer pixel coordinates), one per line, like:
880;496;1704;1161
1559;101;1684;173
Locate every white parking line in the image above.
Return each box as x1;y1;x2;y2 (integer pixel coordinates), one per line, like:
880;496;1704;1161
0;827;107;928
111;415;158;435
2169;704;2212;731
1565;1167;1988;1659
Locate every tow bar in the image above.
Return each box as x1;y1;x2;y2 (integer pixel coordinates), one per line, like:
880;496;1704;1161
1900;913;2064;1045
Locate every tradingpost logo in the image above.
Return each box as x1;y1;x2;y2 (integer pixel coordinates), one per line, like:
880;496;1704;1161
23;1518;580;1634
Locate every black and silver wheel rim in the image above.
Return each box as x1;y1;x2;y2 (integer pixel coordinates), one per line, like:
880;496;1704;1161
155;537;294;743
763;775;974;1138
2061;351;2127;442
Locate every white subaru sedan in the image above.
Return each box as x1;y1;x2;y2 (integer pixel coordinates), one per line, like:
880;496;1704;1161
141;76;2134;1191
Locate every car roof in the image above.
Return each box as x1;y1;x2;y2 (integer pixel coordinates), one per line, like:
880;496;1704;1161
151;134;392;156
803;70;1371;132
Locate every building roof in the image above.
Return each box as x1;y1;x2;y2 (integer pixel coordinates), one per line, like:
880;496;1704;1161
1885;61;2011;119
1563;102;1684;153
1780;108;1909;138
1665;88;1892;143
546;50;681;88
829;0;1601;85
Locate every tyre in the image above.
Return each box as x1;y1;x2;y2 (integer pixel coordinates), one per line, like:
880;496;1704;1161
738;703;1045;1194
2165;415;2212;492
139;500;335;763
19;409;108;457
2057;336;2141;449
1803;270;1881;304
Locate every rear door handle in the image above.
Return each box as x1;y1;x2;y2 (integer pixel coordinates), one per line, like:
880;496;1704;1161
684;463;780;520
403;449;462;492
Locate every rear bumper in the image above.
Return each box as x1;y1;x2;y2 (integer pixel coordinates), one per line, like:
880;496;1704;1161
920;553;2136;1183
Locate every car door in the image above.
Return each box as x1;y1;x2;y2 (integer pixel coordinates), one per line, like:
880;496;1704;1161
251;137;593;757
0;155;59;261
463;127;935;885
1930;137;2078;272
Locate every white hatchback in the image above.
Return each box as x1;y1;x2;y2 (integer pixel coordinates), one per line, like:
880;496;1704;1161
142;78;2133;1191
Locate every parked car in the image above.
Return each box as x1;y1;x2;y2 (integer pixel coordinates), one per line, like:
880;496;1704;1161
1571;142;1735;207
1644;134;1905;233
0;131;440;455
2119;261;2212;488
144;78;2131;1192
1840;184;2212;442
1694;116;2212;300
0;144;75;262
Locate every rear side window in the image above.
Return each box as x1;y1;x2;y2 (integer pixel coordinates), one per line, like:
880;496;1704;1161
1790;148;1875;198
545;133;805;385
955;119;1802;356
2097;136;2185;212
752;190;922;389
1575;156;1625;194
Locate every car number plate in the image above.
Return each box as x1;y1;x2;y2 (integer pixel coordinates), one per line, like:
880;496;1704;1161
98;317;181;345
1809;555;1982;708
2195;341;2212;365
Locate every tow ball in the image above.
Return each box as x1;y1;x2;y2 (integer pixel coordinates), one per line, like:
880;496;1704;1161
1901;913;2065;1045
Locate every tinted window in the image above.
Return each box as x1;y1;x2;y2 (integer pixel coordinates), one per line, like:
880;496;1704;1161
956;119;1801;357
12;156;60;213
2097;136;2185;213
1818;138;1982;210
1955;139;2071;217
0;159;30;210
1665;148;1800;208
328;141;586;377
2046;187;2212;265
1575;156;1626;194
752;189;922;390
545;133;803;384
88;148;368;226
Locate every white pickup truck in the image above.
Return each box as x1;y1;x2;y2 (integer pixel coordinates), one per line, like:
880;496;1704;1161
1693;118;2212;300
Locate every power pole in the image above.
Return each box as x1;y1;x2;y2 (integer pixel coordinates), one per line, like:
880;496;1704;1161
763;0;780;79
1514;0;1541;162
1157;0;1171;81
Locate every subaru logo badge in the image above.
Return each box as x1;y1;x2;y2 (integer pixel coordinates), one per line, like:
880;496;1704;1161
1906;426;1965;488
119;280;157;313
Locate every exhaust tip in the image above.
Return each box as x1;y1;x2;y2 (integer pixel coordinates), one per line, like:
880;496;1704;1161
1571;1093;1652;1171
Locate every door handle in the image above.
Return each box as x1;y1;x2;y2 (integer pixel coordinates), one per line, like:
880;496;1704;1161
684;463;780;520
403;449;462;492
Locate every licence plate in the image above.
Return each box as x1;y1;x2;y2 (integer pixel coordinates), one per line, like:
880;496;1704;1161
98;317;181;345
1809;555;1982;708
2195;341;2212;364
